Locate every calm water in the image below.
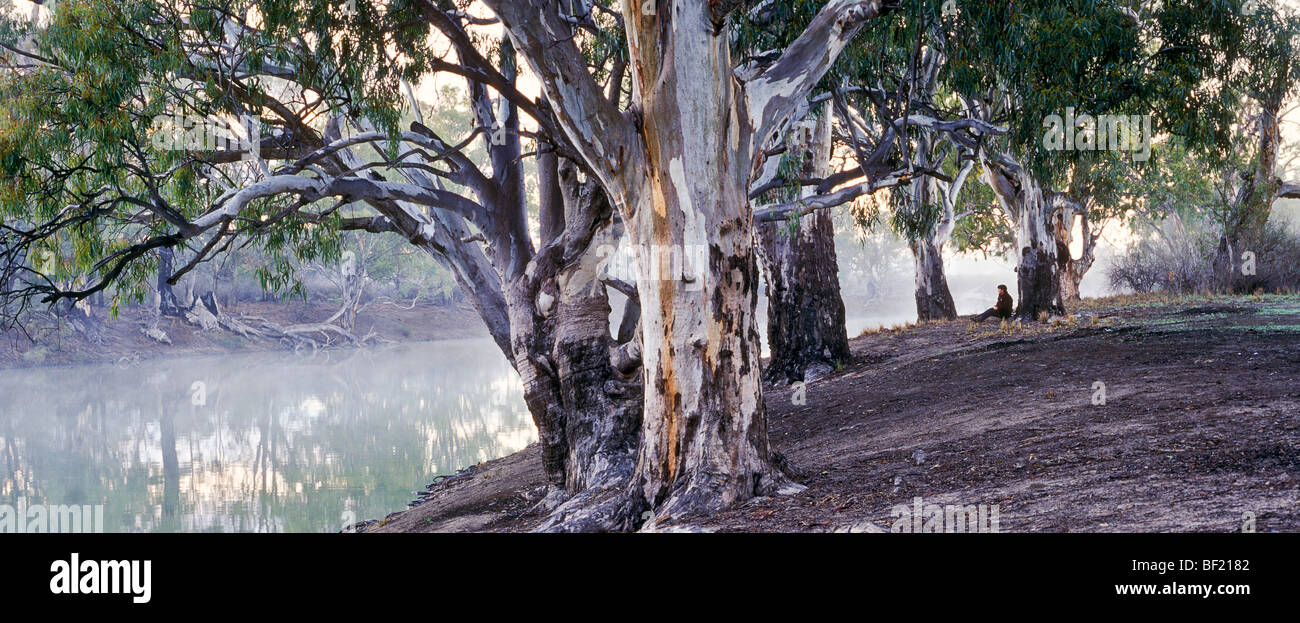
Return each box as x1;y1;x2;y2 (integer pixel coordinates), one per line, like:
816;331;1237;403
0;339;534;533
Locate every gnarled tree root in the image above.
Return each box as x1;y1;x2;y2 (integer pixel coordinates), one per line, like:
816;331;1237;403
532;480;648;533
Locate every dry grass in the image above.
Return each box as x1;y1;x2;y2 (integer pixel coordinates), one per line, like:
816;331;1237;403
857;320;918;337
855;291;1300;341
1069;291;1214;312
856;316;971;338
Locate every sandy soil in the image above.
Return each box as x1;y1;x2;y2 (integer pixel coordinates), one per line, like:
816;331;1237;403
367;293;1300;533
0;300;489;369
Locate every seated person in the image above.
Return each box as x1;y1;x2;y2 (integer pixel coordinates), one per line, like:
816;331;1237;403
973;285;1014;322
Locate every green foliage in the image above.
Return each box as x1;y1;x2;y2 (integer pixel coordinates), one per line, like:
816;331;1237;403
949;164;1015;257
887;183;941;242
0;0;448;308
732;0;952;98
944;0;1298;182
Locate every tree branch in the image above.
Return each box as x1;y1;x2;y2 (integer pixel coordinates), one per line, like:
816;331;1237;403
480;0;635;189
753;168;917;223
745;0;899;145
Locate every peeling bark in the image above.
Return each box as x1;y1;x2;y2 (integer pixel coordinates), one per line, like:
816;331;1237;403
911;237;957;321
755;111;850;384
486;0;892;526
624;8;769;523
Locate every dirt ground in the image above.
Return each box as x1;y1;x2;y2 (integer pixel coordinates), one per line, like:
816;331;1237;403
369;293;1300;533
0;300;489;369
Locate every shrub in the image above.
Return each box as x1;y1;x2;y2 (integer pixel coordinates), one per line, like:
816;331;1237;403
1108;218;1300;295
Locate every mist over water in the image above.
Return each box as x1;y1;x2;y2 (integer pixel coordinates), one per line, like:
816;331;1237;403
0;339;533;533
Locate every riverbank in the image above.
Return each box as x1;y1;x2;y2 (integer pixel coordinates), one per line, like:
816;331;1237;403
0;300;489;370
366;293;1300;533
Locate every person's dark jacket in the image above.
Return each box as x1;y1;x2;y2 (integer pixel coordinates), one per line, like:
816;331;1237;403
995;291;1014;318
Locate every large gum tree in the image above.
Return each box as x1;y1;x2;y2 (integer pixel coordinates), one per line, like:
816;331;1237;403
481;0;903;525
1206;3;1300;289
935;0;1269;320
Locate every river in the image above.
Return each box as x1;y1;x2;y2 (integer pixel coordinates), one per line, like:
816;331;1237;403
0;338;534;533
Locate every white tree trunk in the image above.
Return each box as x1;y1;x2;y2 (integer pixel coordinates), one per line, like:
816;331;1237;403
911;237;957;321
625;17;793;521
488;0;890;526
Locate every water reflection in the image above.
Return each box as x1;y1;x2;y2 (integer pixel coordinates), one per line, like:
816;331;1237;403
0;339;535;532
